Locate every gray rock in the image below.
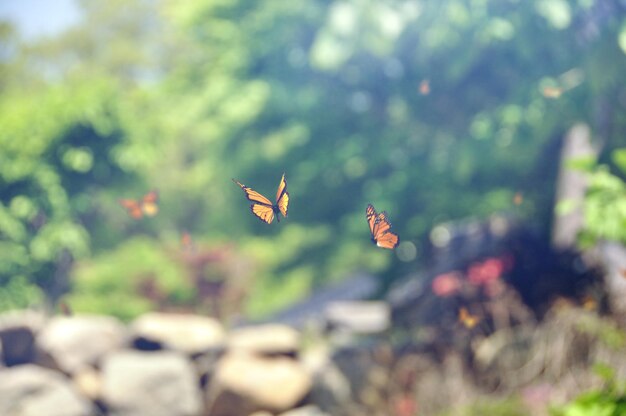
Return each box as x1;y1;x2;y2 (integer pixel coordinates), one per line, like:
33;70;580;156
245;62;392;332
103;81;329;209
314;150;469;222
278;405;331;416
552;123;596;249
0;364;95;416
72;365;102;401
302;345;352;414
228;324;300;356
37;315;127;374
131;312;225;354
206;352;312;416
324;301;390;334
0;310;45;366
101;350;202;416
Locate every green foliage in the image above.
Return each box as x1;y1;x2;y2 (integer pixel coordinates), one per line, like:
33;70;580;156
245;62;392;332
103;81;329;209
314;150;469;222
579;148;626;247
551;364;626;416
67;237;193;321
2;0;626;316
440;397;529;416
0;78;128;309
575;311;626;351
551;316;626;416
0;275;43;311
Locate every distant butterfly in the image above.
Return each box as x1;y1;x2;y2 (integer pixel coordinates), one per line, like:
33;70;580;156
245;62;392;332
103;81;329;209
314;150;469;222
58;300;73;317
233;174;289;224
119;190;159;219
581;294;598;311
181;231;193;249
366;204;399;249
542;86;564;99
180;230;197;253
419;79;431;95
458;307;480;329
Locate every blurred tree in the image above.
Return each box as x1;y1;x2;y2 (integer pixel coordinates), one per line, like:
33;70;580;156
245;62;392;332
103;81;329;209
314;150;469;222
0;78;126;309
1;0;625;317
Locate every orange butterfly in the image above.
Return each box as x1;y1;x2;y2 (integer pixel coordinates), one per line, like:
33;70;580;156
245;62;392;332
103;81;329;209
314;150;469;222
119;190;159;219
419;79;431;95
581;294;598;311
233;174;289;224
58;300;73;317
542;86;563;99
366;204;399;249
458;307;480;329
181;231;193;248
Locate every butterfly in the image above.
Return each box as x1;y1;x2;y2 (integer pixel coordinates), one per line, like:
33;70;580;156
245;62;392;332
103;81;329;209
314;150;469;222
58;300;73;317
542;86;564;99
119;190;159;219
181;231;193;249
458;307;480;329
366;204;399;249
581;294;597;311
232;174;289;224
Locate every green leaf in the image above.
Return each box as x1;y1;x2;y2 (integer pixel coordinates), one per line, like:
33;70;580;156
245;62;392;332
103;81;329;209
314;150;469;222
556;199;578;216
593;363;615;383
611;148;626;174
565;156;597;173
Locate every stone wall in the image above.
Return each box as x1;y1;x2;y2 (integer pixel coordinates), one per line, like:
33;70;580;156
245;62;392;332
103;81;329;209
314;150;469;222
0;311;322;416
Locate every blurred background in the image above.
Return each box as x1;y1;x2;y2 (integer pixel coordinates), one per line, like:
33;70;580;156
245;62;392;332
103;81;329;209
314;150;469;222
1;0;626;415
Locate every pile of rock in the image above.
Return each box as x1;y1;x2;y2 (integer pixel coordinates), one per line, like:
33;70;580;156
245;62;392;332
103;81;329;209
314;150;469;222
0;310;330;416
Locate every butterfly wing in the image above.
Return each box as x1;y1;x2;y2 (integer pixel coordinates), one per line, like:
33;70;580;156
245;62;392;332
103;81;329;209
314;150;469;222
366;204;378;235
373;212;392;236
119;199;143;219
233;179;274;206
367;206;399;249
374;228;400;249
141;190;159;217
275;174;289;218
251;204;275;224
233;179;276;224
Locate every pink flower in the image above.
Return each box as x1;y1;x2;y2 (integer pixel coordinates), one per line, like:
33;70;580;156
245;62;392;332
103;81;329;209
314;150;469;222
392;394;418;416
432;272;462;297
467;258;504;286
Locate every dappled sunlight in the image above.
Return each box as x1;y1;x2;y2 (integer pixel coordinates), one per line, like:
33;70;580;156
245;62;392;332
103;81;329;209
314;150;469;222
1;0;626;414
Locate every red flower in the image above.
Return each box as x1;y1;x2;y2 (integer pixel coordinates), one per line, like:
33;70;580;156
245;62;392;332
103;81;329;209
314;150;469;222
392;394;418;416
432;272;462;297
467;258;504;286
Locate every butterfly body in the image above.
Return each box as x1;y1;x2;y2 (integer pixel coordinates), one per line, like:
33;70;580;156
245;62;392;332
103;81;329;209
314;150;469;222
366;204;399;249
233;174;289;224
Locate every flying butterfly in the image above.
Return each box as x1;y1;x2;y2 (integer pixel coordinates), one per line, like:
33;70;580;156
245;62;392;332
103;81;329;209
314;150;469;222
58;300;73;317
119;190;159;219
232;174;289;224
181;231;193;249
458;307;480;329
542;86;564;99
366;204;399;249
